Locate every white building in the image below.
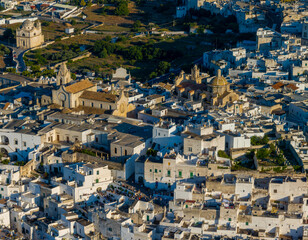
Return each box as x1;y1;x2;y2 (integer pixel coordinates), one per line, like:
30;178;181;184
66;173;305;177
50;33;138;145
61;163;113;202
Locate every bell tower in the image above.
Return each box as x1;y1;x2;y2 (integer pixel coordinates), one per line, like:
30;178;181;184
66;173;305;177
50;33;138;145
56;63;72;86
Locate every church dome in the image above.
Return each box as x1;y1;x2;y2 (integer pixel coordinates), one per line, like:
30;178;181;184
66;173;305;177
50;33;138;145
21;20;34;30
210;69;228;86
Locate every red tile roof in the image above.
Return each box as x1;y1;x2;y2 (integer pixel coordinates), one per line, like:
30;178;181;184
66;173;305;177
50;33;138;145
285;83;298;91
271;82;284;90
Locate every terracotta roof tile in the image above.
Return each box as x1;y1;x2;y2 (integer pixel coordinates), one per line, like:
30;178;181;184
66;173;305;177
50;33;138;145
65;79;95;94
271;82;284;90
3;102;10;110
79;91;117;103
285;84;298;91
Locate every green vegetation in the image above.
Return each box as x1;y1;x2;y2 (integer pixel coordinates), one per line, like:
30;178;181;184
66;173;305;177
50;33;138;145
149;61;171;79
0;45;11;56
115;0;130;16
146;148;157;157
273;166;287;173
293;165;302;172
93;37;181;62
256;148;270;160
217;150;231;159
1;28;15;42
14;161;25;166
25;43;85;67
22;67;55;78
1;159;9;164
256;143;285;166
251;135;269;146
231;161;253;171
79;149;96;156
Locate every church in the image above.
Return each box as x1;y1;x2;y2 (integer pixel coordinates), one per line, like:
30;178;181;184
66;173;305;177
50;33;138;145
16;20;44;49
51;63;135;117
174;66;240;109
207;69;239;107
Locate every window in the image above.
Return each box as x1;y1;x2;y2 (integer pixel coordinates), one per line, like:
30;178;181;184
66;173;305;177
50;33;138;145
125;150;127;156
167;170;170;177
108;228;112;232
91;102;94;107
23;142;26;147
188;147;192;152
95;137;98;142
96;179;99;183
97;171;99;175
150;169;152;172
100;104;103;109
228;218;231;221
14;139;18;145
179;171;182;177
190;172;193;178
274;189;277;193
1;188;3;191
246;222;249;226
82;101;85;106
155;169;157;173
114;148;117;154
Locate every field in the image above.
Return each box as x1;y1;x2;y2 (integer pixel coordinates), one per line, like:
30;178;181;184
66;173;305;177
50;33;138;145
21;0;251;81
3;21;90;42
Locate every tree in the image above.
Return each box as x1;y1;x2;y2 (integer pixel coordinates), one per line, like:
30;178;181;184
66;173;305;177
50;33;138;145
132;20;141;32
99;48;108;58
115;1;129;16
87;0;92;7
256;148;270;160
6;68;16;73
71;19;77;25
156;61;170;75
71;73;77;80
146;148;157;156
80;0;86;7
31;65;40;72
3;28;15;42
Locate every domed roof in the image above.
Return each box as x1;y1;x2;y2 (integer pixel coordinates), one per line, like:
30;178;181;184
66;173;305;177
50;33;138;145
210;69;228;86
21;20;34;29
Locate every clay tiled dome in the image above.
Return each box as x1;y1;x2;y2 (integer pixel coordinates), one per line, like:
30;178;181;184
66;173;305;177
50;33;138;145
210;69;228;86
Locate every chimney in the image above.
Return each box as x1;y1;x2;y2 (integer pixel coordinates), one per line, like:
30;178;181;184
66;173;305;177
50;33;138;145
217;69;222;78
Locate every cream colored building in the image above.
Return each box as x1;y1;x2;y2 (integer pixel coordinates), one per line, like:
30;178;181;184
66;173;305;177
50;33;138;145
16;20;44;49
52;79;96;108
207;69;239;107
79;90;136;118
144;153;207;190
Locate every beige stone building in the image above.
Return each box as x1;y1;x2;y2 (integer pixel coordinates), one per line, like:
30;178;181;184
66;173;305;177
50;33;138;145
16;20;44;49
52;79;97;108
207;70;239;107
79;90;136;118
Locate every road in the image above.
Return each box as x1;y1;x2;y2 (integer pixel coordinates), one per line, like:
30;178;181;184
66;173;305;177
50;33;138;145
0;40;27;72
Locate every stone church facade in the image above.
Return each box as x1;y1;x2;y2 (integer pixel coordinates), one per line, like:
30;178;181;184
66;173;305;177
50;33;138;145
16;20;44;49
51;63;135;117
